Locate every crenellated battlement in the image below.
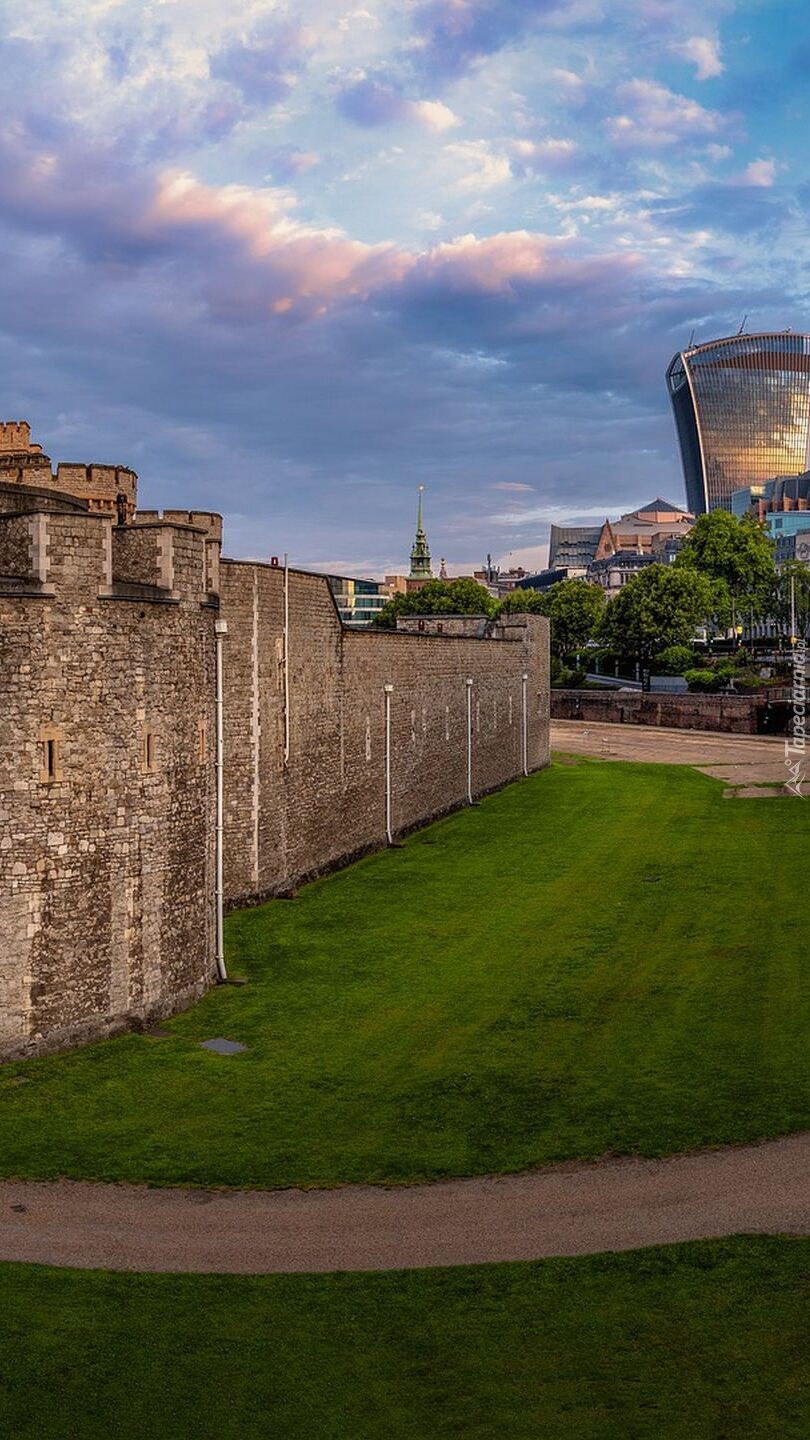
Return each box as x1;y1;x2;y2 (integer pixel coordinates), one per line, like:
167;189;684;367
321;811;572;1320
0;422;137;521
0;420;42;454
0;509;217;603
134;509;223;542
54;463;137;521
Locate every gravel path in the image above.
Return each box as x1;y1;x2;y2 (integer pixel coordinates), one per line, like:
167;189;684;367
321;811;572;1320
1;1133;807;1274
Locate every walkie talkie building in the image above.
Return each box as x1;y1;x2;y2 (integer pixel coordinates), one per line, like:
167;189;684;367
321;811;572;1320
666;332;810;513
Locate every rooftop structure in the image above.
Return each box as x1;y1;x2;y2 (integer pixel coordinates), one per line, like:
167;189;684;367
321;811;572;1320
548;524;603;571
548;499;692;573
409;485;433;580
666;332;810;514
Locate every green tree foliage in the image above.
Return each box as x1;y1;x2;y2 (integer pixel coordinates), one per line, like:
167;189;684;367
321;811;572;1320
371;577;497;628
496;587;549;614
601;564;718;661
769;559;810;639
675;510;775;613
654;644;696;675
496;579;604;656
545;578;606;658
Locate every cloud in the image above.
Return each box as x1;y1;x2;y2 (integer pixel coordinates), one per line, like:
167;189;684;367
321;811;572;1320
336;75;407;126
209;21;312;107
671;36;724;81
264;147;321;181
335;76;459;131
509;137;580;175
409;0;559;80
444;140;512;192
608;79;726;148
410;98;460;132
736;158;779;188
0;0;801;571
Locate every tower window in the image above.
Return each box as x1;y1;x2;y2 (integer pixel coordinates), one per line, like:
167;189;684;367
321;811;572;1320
38;726;62;784
142;729;156;774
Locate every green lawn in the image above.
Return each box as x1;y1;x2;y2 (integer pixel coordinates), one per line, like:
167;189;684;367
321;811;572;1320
0;759;807;1188
0;1238;808;1438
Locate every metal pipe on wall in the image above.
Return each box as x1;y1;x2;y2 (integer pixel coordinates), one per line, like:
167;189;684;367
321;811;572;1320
283;553;290;767
521;671;529;777
214;616;228;981
466;678;474;803
384;683;394;843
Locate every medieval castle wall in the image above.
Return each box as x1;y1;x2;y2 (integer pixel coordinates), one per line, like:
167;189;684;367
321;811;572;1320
0;440;218;1059
219;562;548;906
0;425;549;1059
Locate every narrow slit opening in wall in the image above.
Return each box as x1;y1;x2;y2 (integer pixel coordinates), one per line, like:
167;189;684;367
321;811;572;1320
143;730;156;773
44;738;56;781
198;720;207;763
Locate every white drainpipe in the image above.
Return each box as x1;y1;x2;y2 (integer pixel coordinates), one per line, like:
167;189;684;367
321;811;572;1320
214;617;229;981
283;553;291;768
521;671;529;777
384;683;394;843
466;678;474;803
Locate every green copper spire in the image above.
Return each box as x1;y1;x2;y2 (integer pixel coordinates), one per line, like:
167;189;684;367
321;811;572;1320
409;485;433;579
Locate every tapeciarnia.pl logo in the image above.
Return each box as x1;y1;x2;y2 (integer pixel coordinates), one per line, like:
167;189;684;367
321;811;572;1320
785;639;807;797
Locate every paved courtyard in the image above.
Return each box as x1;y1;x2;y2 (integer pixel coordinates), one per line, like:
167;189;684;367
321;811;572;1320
551;720;806;797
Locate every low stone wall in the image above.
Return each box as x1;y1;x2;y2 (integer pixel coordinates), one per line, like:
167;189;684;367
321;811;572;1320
551;688;790;735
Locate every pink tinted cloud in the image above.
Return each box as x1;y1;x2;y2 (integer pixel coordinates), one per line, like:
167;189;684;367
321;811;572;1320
608;79;726;148
0;126;643;328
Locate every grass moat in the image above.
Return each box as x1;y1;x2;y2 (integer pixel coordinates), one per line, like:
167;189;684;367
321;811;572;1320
0;757;807;1189
1;1238;808;1439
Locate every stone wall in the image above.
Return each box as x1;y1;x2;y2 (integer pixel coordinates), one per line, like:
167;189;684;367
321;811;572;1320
0;509;217;1060
219;561;549;907
551;688;790;735
0;430;551;1059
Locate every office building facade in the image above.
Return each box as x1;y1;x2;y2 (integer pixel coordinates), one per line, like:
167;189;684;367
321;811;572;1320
666;333;810;514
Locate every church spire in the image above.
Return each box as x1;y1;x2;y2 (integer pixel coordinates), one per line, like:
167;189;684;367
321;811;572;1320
409;484;433;580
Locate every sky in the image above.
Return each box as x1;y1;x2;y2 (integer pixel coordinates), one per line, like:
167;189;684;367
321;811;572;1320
1;0;809;575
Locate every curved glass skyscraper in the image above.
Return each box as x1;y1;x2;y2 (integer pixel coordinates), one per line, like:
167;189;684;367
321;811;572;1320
666;332;810;513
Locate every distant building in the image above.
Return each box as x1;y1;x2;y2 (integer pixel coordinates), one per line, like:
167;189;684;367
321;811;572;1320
473;553;528;597
325;574;389;625
518;565;580;594
521;499;693;596
730;473;810;562
409;485;433;580
548;524;603;570
666;332;810;514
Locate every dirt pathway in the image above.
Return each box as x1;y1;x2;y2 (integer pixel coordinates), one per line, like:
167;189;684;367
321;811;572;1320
551;720;804;794
1;1133;807;1274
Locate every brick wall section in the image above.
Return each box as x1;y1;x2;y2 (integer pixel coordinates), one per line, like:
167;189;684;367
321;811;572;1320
0;515;33;578
551;688;785;735
0;510;216;1059
111;525;163;587
219;561;549;907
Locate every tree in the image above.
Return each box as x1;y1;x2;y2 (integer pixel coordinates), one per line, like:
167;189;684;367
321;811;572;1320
545;578;606;658
496;587;549;615
769;560;810;641
371;577;497;628
601;564;719;662
675;510;775;615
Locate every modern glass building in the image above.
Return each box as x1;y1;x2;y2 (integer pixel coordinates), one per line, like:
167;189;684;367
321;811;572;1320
666;333;810;514
326;574;388;625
